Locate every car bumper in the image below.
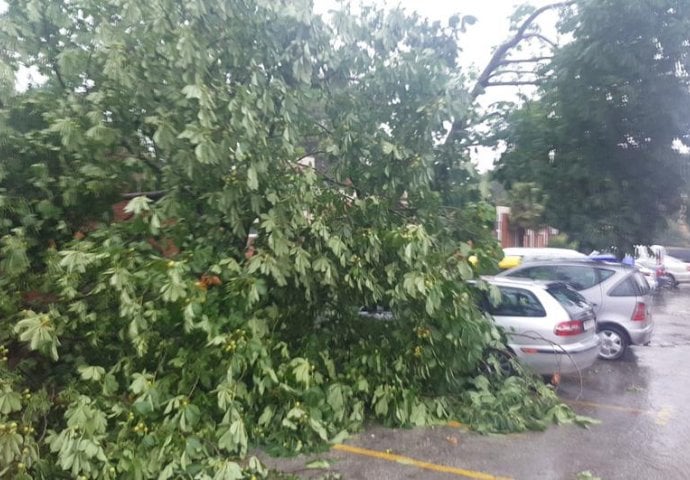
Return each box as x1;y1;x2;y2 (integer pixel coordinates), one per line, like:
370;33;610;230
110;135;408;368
628;321;654;345
510;335;602;376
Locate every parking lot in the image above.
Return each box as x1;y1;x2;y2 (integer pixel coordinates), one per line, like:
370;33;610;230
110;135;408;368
264;286;690;480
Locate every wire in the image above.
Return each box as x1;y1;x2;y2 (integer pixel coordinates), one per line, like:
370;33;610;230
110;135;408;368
508;330;586;401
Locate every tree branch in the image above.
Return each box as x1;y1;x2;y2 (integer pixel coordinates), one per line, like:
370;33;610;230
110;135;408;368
38;13;67;90
484;80;544;87
121;190;167;200
471;1;572;99
52;64;67;90
521;32;558;48
498;56;554;66
445;1;574;145
487;69;541;79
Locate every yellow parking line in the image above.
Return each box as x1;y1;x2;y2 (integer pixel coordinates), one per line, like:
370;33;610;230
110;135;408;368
566;399;672;424
332;443;512;480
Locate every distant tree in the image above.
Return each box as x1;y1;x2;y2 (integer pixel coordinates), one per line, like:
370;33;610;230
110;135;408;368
507;182;546;246
495;0;690;252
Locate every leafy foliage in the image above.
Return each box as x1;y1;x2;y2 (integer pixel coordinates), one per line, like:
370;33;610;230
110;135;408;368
0;0;575;478
507;182;546;246
495;0;690;251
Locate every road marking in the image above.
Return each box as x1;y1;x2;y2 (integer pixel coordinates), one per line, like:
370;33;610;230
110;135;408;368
332;443;512;480
566;399;672;424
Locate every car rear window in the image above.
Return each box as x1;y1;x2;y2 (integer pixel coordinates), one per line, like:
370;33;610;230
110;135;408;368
488;286;546;317
547;284;590;315
632;272;650;295
610;272;650;297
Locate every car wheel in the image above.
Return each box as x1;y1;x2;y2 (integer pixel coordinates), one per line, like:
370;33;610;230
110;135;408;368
598;325;628;360
668;274;679;288
481;348;517;377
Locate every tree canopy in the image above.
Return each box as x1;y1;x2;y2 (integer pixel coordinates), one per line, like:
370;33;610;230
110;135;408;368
495;0;690;251
0;1;576;478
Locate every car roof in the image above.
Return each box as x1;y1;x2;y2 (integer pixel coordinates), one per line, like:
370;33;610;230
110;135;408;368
482;275;568;290
505;258;635;270
502;247;586;257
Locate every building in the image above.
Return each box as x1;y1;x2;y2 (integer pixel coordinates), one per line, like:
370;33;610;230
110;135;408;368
496;206;559;248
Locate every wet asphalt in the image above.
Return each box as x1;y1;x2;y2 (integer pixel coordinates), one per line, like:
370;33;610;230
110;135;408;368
262;286;690;480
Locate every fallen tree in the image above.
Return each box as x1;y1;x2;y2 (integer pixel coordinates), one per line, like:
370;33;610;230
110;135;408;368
0;1;581;478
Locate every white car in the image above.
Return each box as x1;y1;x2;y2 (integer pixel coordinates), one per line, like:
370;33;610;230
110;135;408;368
660;255;690;286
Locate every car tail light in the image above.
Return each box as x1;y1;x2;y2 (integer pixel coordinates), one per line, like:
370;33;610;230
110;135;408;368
631;302;646;321
554;320;584;336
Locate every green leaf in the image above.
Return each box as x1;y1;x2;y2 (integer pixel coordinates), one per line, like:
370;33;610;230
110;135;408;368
0;233;30;275
182;84;203;99
14;311;60;360
0;388;22;414
124;196;152;215
78;365;106;382
305;459;331;469
290;358;311;387
59;249;98;274
213;461;243;480
247;167;259;190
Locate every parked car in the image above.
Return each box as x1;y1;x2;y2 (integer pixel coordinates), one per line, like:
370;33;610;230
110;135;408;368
657;255;690;286
497;260;653;360
664;246;690;263
635;247;677;289
479;277;601;376
636;265;659;291
588;251;659;291
499;247;587;270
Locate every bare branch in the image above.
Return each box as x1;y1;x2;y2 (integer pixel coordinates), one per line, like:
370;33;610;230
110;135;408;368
52;64;67;90
485;80;544;87
445;1;574;145
121;190;167;200
471;1;572;99
498;56;554;66
521;32;558;48
488;69;541;79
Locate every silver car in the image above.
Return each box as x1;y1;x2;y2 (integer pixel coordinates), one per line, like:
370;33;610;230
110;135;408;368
498;260;654;360
481;277;601;376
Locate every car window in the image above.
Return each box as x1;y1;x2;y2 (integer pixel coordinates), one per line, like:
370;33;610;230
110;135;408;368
609;274;646;297
553;266;599;290
632;272;650;295
507;266;557;281
547;284;590;315
489;286;546;317
507;265;607;291
595;268;616;284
